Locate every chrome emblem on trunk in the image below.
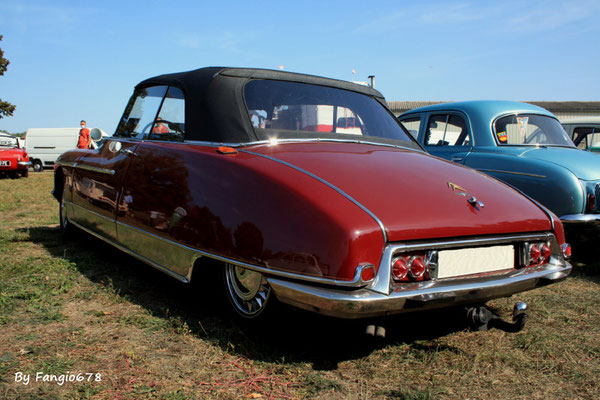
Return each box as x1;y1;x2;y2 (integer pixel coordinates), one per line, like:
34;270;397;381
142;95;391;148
447;182;468;196
448;182;485;209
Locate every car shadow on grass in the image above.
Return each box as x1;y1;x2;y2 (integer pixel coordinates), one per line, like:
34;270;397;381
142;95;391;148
25;225;499;370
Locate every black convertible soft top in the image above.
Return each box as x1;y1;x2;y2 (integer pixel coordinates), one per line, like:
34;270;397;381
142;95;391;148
135;67;387;143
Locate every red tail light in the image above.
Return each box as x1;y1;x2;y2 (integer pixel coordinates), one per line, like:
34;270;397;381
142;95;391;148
526;241;552;267
392;256;409;281
540;243;551;262
587;193;596;213
392;252;429;282
529;244;541;263
408;256;426;279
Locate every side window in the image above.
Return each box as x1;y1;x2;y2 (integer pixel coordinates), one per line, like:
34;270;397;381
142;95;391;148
425;114;470;146
115;86;168;139
573;127;600;150
399;116;421;139
150;87;185;142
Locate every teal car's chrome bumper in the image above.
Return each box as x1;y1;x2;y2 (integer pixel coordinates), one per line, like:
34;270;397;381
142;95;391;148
561;214;600;224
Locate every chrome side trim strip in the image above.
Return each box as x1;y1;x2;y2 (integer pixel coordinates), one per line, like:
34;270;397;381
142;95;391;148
240;149;388;243
183;138;421;153
69;219;190;283
55;161;76;168
71;202;115;223
476;168;546;179
75;164;116;175
113;219;368;287
54;160;115;175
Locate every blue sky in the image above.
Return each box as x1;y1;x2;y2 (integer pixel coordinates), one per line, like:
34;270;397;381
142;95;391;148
0;0;599;134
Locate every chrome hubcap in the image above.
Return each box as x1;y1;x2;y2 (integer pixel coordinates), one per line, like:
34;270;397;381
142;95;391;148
225;263;270;317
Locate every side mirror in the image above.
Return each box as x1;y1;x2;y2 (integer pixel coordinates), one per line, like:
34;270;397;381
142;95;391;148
90;128;103;142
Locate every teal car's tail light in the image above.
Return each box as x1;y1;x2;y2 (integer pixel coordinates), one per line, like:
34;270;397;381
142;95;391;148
587;193;596;213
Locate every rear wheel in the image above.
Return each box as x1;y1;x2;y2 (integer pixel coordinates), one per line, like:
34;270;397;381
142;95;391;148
32;160;43;172
223;263;273;319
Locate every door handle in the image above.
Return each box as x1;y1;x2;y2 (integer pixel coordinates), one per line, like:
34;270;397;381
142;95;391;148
122;149;136;157
451;156;463;162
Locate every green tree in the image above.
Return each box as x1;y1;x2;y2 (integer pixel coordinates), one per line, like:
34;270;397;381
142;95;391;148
0;35;16;119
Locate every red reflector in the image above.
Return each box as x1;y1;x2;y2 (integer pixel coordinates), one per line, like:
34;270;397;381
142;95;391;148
217;146;238;155
409;256;426;279
562;243;572;259
392;257;408;281
360;266;375;282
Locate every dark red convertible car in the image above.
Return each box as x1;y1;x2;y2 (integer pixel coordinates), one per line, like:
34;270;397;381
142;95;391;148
0;134;29;179
53;67;571;330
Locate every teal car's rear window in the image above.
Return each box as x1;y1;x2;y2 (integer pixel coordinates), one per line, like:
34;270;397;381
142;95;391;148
494;114;574;147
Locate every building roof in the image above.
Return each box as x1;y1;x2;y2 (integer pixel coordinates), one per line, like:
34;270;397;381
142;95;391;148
388;100;600;114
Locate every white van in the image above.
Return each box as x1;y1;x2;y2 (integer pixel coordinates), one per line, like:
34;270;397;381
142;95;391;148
25;128;109;171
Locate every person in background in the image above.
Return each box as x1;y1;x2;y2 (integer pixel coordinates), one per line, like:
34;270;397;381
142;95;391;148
77;120;91;149
152;117;170;135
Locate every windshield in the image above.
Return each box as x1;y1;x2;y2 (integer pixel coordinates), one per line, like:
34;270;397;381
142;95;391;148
244;80;419;149
0;136;19;148
494;114;574;147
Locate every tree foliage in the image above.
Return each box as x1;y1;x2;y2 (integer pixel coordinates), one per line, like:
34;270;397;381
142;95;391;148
0;35;16;119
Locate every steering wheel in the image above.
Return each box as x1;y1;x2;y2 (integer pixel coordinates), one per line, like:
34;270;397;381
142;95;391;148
141;119;184;141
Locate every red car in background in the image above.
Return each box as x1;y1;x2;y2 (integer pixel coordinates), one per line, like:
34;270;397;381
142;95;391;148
0;134;29;179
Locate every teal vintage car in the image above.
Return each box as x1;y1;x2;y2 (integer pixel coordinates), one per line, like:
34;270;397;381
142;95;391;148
398;100;600;229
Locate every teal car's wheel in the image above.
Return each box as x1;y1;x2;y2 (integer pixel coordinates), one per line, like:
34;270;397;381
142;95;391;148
224;263;272;319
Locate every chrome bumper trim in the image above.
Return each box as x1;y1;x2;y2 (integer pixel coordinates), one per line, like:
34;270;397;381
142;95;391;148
370;232;558;295
560;214;600;224
268;261;571;319
18;161;31;166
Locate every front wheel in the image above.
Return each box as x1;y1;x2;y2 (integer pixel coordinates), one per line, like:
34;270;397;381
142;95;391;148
223;263;274;319
32;160;43;172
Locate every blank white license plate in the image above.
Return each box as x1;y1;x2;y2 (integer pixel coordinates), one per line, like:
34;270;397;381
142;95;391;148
436;245;514;279
0;160;10;166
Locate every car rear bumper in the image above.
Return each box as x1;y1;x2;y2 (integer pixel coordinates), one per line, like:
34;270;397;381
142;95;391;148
268;261;571;319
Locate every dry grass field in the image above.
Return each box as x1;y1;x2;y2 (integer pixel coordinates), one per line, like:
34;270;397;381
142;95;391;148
0;172;599;399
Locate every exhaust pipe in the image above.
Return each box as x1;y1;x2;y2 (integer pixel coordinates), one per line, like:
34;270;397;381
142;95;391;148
467;302;529;333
